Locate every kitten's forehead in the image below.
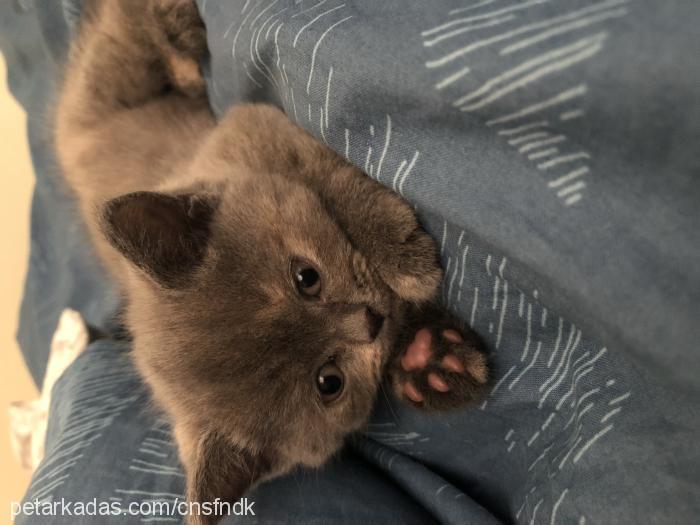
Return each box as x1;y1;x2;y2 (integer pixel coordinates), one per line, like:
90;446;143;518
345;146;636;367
214;173;353;274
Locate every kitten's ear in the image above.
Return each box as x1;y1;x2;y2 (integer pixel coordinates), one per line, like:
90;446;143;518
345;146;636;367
185;432;271;525
101;191;217;287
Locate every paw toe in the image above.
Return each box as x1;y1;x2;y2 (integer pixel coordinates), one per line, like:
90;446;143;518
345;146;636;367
441;354;466;374
402;380;424;403
427;372;450;392
442;329;463;343
400;328;433;371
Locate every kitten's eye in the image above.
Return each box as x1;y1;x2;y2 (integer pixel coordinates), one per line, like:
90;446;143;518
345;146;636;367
316;362;344;403
292;260;322;297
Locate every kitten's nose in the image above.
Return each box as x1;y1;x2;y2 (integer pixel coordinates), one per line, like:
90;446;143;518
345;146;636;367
365;307;385;341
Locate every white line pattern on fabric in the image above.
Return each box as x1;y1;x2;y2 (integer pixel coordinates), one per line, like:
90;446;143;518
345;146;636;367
550;488;569;525
511;342;541;389
608;392;631;405
424;15;515;47
424;0;549;38
573;424;614;463
435;65;472;89
293;4;345;47
306;15;353;94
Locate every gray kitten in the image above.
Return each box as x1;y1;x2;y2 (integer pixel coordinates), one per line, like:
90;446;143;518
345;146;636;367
54;1;489;523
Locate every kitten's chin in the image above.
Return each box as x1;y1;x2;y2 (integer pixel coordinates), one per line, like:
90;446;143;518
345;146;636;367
295;438;345;469
281;418;364;470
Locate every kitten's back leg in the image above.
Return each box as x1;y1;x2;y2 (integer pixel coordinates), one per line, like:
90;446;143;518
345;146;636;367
59;0;207;131
55;0;213;263
148;0;208;98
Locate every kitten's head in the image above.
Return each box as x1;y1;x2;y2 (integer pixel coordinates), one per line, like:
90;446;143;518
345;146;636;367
101;154;400;506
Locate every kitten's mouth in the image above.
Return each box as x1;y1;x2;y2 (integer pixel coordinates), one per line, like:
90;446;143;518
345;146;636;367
366;307;385;340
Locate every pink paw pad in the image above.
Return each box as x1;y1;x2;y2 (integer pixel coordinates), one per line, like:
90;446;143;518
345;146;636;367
400;327;477;401
442;329;463;343
400;328;432;371
402;380;424;403
427;372;450;392
441;354;465;374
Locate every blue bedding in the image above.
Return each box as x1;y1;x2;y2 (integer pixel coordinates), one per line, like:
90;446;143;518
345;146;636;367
2;0;698;523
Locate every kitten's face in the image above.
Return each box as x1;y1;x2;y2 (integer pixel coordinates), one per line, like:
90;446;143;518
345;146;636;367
101;104;425;505
122;173;399;473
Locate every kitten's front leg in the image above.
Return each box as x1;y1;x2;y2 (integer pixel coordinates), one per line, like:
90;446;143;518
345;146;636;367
388;304;490;410
321;168;444;303
332;180;491;408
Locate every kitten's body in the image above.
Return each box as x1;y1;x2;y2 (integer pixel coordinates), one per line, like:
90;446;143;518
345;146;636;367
55;1;489;523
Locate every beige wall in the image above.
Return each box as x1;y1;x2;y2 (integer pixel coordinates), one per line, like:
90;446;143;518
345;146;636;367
0;53;40;521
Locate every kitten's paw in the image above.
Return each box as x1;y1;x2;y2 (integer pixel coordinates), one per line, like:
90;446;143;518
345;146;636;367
148;0;207;97
150;0;207;57
391;326;489;410
366;194;442;302
381;227;443;303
